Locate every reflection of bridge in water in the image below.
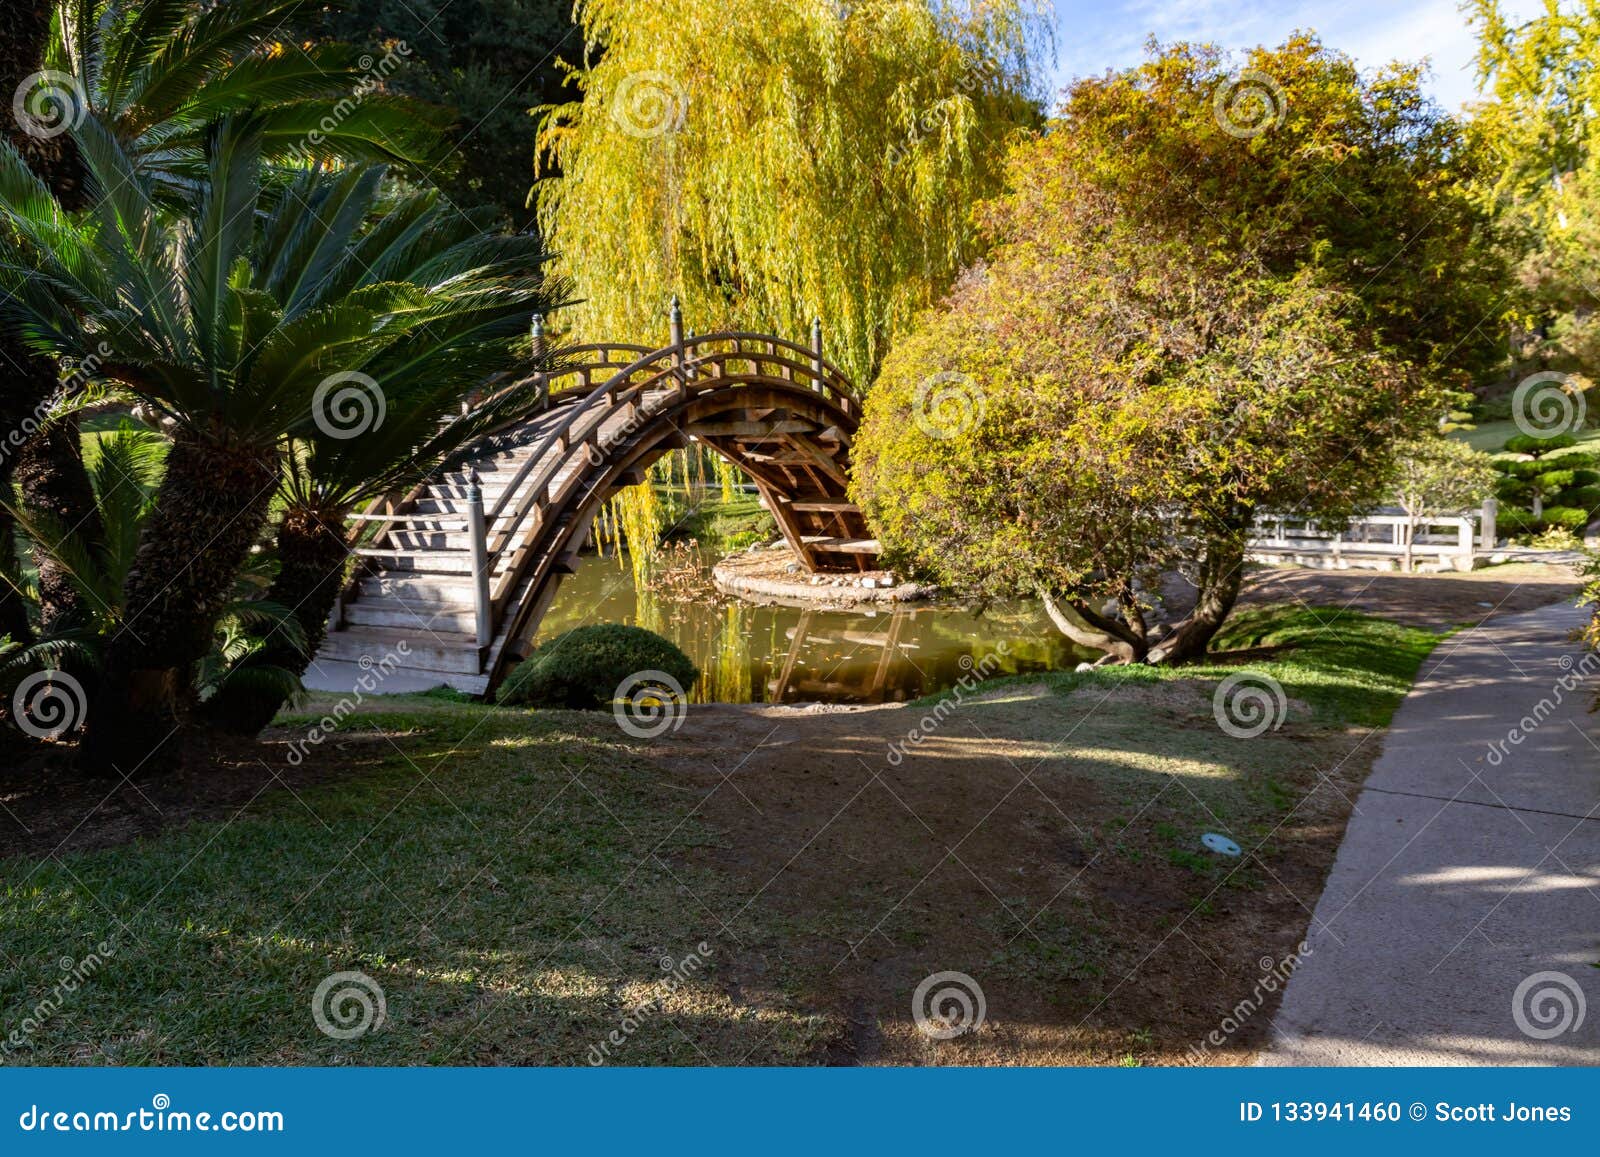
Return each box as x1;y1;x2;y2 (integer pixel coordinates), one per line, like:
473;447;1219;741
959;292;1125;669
767;609;919;704
307;304;885;696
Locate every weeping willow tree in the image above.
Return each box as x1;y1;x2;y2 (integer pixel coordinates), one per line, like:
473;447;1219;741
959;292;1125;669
535;0;1048;388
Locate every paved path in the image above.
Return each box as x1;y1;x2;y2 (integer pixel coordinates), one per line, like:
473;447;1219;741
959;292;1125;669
1264;600;1600;1065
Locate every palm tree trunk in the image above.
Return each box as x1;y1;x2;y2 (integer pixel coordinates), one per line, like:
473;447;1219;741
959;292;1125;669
204;503;350;735
79;433;279;773
13;414;104;632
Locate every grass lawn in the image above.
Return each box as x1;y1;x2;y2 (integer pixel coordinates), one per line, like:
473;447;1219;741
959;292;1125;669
1455;418;1600;459
0;606;1440;1065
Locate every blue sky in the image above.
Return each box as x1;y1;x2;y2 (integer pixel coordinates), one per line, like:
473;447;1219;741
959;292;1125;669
1046;0;1546;110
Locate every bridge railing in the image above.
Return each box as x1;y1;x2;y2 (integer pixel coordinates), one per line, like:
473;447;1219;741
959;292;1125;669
363;306;860;659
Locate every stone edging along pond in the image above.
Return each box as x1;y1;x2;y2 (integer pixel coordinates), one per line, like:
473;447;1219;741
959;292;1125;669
711;545;937;606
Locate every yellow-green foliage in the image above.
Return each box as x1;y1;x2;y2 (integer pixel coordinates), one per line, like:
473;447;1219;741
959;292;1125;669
853;38;1460;606
535;0;1047;384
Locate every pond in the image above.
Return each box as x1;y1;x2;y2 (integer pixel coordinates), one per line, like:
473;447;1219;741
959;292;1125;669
536;552;1086;705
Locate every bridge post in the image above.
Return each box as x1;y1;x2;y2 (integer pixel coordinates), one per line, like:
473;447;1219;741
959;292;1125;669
810;317;824;393
531;313;549;410
466;471;493;648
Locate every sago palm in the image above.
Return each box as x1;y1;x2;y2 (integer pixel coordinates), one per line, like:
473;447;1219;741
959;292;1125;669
3;0;447;644
0;118;562;770
205;178;575;733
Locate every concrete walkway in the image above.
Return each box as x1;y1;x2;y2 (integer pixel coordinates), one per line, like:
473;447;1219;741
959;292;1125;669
1264;600;1600;1065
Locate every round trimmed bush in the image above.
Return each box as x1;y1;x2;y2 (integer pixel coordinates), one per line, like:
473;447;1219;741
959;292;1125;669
1495;507;1542;537
1503;432;1578;458
1559;486;1600;512
497;624;699;709
1539;506;1592;533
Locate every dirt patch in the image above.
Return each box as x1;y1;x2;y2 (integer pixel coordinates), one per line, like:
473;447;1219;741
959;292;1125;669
0;728;395;863
647;681;1373;1066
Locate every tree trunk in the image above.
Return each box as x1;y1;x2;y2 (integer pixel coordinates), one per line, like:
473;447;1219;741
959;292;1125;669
0;0;93;649
203;503;351;735
1039;590;1148;664
78;434;279;774
13;413;104;632
1148;533;1247;664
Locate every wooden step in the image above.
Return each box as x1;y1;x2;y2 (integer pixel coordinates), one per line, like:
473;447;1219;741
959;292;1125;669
344;598;477;633
799;536;880;554
317;625;482;675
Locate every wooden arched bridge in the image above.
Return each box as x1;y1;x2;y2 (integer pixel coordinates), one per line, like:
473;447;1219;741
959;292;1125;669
307;308;881;695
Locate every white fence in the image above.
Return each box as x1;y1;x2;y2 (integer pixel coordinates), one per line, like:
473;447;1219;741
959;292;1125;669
1247;504;1495;573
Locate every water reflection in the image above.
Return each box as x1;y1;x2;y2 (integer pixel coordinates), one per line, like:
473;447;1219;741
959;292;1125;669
537;554;1085;705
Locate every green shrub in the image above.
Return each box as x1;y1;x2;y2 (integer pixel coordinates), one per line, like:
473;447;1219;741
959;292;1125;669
1559;486;1600;512
1536;469;1578;492
497;624;699;709
1494;476;1530;502
1504;458;1551;479
1503;432;1578;458
1540;506;1592;532
1495;507;1542;536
